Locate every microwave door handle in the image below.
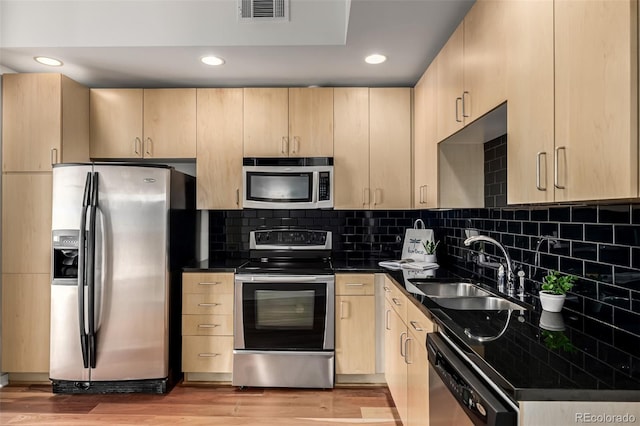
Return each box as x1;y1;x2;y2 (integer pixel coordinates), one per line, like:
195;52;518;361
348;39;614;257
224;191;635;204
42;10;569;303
312;171;319;203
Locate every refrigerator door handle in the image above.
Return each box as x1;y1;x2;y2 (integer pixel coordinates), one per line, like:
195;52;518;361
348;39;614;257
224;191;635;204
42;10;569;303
87;172;99;368
78;172;92;369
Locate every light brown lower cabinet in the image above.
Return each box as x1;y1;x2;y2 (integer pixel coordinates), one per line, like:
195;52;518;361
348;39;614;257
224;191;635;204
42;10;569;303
1;274;51;373
181;272;234;375
385;277;434;426
335;274;376;375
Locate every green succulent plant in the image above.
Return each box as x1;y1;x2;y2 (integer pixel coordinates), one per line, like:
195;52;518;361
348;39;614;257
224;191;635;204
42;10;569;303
541;270;577;295
422;240;440;255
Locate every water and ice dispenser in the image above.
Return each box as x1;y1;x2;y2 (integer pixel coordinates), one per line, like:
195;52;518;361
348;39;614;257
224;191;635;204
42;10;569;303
52;230;79;283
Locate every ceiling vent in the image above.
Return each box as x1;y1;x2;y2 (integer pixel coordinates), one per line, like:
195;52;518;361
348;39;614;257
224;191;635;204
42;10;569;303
238;0;289;21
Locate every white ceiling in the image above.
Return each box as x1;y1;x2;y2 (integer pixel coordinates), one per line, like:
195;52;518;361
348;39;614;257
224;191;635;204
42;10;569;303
0;0;475;88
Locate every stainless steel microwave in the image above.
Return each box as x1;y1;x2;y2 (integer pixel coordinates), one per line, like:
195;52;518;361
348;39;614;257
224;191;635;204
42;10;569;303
242;157;333;209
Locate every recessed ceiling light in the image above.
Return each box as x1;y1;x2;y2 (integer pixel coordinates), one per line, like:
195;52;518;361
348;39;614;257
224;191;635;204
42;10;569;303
34;56;63;67
365;54;387;65
201;56;225;66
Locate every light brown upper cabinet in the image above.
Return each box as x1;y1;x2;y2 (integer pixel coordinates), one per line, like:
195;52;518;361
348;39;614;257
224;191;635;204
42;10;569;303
413;60;439;208
334;88;370;209
2;73;89;172
553;0;638;202
243;87;333;157
506;0;555;204
334;88;412;210
436;0;506;143
90;88;196;159
196;88;244;209
436;22;465;142
507;0;638;204
370;88;412;209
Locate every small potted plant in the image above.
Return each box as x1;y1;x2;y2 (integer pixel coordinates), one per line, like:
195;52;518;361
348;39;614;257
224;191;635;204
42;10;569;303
422;240;440;263
539;270;577;312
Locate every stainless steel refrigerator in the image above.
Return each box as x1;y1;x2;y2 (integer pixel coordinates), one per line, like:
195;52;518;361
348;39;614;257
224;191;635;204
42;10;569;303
50;163;195;394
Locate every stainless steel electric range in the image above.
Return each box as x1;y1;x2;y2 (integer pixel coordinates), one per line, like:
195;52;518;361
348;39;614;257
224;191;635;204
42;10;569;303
233;229;335;389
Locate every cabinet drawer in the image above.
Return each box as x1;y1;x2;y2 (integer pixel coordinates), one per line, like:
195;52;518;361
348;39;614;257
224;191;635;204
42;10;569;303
407;299;433;346
336;274;375;296
182;314;233;336
383;277;407;321
182;336;233;373
182;293;233;315
182;273;234;294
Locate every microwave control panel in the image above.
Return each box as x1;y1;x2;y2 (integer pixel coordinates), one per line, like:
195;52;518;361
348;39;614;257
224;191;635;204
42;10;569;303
318;172;331;201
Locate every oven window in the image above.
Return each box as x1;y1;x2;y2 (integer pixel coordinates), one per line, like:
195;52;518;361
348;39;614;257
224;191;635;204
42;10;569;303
247;172;312;202
255;290;315;330
241;282;328;350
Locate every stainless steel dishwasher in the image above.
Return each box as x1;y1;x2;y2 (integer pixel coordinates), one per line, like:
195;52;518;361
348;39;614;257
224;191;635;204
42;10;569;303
427;333;517;426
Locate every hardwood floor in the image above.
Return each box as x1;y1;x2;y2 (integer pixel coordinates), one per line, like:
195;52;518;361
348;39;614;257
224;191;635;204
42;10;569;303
0;383;400;425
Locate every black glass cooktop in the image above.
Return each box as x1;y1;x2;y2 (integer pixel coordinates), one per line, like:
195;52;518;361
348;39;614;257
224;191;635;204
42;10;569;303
236;258;334;275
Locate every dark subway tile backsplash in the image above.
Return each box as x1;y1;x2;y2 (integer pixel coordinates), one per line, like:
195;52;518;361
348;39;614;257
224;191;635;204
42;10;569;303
207;201;640;376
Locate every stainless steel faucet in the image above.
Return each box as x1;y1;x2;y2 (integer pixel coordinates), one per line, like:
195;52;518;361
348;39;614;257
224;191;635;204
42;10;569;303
464;235;515;292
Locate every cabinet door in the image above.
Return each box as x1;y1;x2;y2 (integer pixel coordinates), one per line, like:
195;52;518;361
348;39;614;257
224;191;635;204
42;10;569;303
506;0;554;204
384;299;408;425
414;62;439;208
60;76;90;164
370;88;412;209
555;0;638;201
289;88;334;157
243;88;289;157
334;88;370;209
2;173;52;274
436;22;464;142
335;295;375;375
1;274;51;373
2;73;61;172
90;88;143;159
407;333;430;426
463;0;507;123
336;273;375;296
196;88;243;209
182;336;233;373
143;88;196;159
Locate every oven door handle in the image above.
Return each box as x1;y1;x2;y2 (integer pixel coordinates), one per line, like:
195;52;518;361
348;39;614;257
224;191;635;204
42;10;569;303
247;276;320;283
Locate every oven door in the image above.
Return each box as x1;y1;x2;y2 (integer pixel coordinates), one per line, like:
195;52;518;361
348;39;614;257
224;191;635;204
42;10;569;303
234;275;335;351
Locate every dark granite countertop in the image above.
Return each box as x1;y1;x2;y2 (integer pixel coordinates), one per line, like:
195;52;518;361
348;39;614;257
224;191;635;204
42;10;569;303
183;258;247;272
185;257;640;401
384;271;640;402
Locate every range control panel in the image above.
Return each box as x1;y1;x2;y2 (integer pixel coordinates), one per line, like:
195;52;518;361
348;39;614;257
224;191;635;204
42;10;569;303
250;229;332;250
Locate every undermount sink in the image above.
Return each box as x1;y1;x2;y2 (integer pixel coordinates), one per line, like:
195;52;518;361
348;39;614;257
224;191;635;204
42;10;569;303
414;282;493;298
408;280;527;311
433;296;526;311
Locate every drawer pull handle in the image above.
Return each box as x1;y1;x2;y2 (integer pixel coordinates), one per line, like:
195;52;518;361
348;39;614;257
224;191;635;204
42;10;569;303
198;353;220;357
392;297;402;306
346;283;365;287
198;303;220;307
198;324;220;328
198;282;222;286
383;286;391;293
410;321;424;332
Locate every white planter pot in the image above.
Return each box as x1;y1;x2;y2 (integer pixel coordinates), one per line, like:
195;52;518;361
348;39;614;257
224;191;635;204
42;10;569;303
424;254;437;263
539;291;566;312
